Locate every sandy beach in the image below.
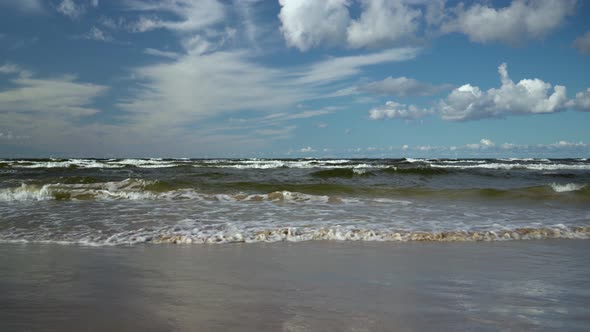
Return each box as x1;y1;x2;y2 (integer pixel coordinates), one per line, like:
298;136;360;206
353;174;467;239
1;240;589;331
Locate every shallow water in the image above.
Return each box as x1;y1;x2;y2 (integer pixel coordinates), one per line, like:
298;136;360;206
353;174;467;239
1;240;589;331
0;158;589;245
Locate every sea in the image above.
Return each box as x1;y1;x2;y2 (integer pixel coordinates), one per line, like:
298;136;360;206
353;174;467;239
1;157;589;246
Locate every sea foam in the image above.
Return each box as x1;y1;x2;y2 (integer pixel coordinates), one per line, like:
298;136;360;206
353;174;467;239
549;183;587;193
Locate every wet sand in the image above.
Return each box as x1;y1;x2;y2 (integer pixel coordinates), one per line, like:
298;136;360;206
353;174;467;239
1;240;589;331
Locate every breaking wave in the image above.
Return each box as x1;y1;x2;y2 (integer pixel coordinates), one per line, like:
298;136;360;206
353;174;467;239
549;183;587;193
1;179;588;202
1;225;588;246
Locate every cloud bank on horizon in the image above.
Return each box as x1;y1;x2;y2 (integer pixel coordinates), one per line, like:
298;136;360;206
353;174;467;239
0;0;589;157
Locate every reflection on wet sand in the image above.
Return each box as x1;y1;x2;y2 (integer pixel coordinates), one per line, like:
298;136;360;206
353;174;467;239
1;240;589;331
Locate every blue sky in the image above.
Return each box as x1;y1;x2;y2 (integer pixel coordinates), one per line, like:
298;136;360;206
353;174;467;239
0;0;589;158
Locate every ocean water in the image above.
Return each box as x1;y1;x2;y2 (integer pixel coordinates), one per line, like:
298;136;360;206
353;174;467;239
0;158;589;245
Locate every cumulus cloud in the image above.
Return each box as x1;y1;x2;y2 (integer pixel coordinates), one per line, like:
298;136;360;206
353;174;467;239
278;0;576;51
0;68;108;116
299;146;315;153
466;138;495;149
125;0;226;33
441;0;576;45
369;101;433;120
278;0;350;51
347;0;421;48
278;0;422;51
362;76;452;97
573;31;590;55
440;63;568;121
567;88;590;111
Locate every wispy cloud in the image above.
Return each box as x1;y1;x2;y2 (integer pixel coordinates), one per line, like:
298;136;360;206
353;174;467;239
82;26;113;42
361;76;453;97
56;0;86;19
0;63;21;74
0;0;44;13
0;66;108;116
573;31;590;55
295;47;420;86
143;48;180;59
124;0;226;33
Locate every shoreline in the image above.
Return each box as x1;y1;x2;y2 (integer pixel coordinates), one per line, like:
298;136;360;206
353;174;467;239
2;240;589;331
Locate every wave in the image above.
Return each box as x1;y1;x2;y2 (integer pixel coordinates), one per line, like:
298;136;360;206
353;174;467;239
549;183;587;192
1;158;589;171
429;162;590;171
311;168;374;178
1;179;588;202
0;179;350;203
1;225;588;246
381;167;449;176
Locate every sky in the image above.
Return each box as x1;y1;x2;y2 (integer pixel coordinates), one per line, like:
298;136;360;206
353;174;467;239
0;0;589;158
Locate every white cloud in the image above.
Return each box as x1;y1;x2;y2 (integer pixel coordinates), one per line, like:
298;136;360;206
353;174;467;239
441;0;576;45
277;0;577;51
0;64;21;74
234;0;266;47
299;146;315;153
573;31;590;55
144;48;180;59
278;0;350;51
91;0;99;7
369;101;433;120
0;0;43;12
548;140;587;148
567;88;590;111
466;138;495;149
277;0;423;51
440;63;568;121
99;16;125;30
264;108;337;122
362;76;452;97
117;50;308;127
56;0;85;19
82;27;113;42
296;47;420;85
125;0;226;33
0;68;107;116
480;138;495;147
116;43;417;148
347;0;421;48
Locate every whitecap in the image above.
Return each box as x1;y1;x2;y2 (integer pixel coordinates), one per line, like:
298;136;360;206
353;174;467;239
549;183;586;193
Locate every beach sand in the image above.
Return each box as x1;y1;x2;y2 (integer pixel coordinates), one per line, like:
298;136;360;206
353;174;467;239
1;240;589;331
